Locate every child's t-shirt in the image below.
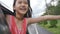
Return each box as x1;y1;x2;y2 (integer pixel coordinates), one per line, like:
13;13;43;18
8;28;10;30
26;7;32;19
8;15;27;34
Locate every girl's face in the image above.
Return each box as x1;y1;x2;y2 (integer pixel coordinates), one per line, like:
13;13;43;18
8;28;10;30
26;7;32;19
13;0;28;15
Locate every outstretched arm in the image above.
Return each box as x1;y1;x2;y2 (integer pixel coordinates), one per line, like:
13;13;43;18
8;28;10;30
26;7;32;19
27;15;60;24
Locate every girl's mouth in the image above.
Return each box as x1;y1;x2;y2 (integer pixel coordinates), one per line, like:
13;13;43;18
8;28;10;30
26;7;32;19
20;7;26;11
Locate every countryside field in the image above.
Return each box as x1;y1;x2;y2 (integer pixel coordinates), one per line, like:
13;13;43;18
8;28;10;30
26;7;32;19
38;20;60;34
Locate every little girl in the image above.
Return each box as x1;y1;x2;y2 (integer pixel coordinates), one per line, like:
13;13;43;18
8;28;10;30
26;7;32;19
5;0;60;34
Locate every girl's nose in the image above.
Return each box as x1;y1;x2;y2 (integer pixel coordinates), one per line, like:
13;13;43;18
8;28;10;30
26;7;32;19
21;3;25;6
21;2;26;7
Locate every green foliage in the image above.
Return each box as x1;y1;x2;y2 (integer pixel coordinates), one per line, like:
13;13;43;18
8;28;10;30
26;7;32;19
50;20;57;25
38;21;48;25
54;0;60;15
38;20;60;34
42;21;48;25
44;0;60;15
49;20;57;28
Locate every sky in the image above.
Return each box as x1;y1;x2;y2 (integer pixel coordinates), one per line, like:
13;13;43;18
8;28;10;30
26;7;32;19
0;0;53;17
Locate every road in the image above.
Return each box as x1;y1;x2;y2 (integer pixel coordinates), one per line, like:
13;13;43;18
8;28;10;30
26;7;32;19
28;24;53;34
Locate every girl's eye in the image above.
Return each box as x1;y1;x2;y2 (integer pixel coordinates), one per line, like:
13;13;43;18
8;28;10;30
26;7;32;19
18;1;28;5
18;2;22;4
19;2;22;4
24;2;28;4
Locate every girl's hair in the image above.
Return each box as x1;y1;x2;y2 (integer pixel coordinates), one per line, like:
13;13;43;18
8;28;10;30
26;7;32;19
13;0;32;18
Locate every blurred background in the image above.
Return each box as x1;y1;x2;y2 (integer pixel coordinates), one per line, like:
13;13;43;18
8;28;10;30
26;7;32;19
0;0;60;34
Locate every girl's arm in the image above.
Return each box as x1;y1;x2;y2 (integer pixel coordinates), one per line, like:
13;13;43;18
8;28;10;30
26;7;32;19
27;15;60;24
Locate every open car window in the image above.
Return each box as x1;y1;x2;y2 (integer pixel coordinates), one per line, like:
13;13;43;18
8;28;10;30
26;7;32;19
0;1;14;16
0;3;11;34
0;4;6;24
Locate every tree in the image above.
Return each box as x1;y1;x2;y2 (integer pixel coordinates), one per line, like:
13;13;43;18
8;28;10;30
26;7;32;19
44;0;58;28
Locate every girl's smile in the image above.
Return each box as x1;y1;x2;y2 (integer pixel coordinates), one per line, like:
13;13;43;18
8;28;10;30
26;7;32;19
19;6;27;12
13;0;28;15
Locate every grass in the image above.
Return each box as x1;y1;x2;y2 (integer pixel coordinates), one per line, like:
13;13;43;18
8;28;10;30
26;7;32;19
38;20;60;34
